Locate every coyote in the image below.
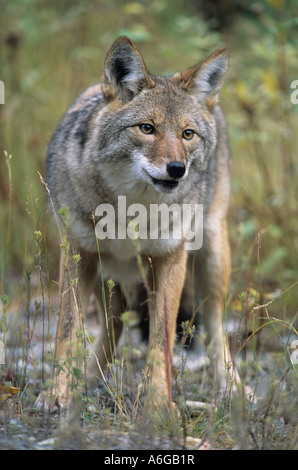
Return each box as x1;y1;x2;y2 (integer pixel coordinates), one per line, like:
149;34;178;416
42;36;237;411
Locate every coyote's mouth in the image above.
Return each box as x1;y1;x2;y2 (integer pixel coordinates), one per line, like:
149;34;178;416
151;177;179;191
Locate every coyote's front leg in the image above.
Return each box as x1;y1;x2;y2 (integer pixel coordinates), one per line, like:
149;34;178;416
37;246;98;411
145;245;187;411
195;217;239;392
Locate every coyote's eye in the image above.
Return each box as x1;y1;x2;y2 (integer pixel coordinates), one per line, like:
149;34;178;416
182;129;195;140
139;123;155;135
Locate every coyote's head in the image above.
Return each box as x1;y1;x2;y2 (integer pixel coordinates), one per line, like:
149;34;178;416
95;36;228;201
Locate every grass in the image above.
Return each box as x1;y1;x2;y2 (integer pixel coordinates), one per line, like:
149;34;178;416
0;0;298;450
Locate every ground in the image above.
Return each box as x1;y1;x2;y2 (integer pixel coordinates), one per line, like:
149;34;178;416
0;281;297;450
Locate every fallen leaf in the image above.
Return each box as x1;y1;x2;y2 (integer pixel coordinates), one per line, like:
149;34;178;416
0;382;19;403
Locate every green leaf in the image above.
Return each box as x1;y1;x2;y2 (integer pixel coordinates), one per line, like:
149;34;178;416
72;367;81;380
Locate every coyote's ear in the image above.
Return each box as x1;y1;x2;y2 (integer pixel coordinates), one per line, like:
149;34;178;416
179;47;229;109
102;36;154;101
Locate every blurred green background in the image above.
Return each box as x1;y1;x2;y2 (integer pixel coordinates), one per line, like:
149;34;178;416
0;0;298;323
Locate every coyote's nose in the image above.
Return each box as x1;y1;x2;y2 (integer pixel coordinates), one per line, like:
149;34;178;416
167;161;186;179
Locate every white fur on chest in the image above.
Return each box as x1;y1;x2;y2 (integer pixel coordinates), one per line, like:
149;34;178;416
97;236;180;285
69;214;181;286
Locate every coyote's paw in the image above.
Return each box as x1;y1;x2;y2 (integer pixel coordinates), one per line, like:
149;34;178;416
35;390;56;413
35;378;72;414
144;387;177;414
35;389;71;414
